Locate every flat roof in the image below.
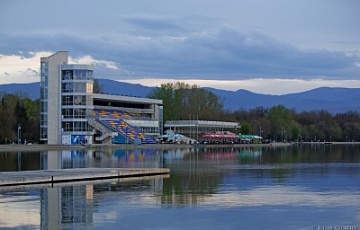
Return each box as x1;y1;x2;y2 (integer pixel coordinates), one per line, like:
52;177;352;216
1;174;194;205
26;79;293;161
92;93;162;105
165;120;240;128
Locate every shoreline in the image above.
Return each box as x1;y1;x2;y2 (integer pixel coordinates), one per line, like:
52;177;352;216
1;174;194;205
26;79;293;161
0;141;359;152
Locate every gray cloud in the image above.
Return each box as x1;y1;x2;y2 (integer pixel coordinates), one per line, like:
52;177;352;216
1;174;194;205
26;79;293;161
1;27;358;82
124;16;182;32
24;68;38;76
1;0;360;83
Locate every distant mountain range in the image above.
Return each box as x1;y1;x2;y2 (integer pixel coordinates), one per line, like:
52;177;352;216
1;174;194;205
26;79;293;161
1;78;359;114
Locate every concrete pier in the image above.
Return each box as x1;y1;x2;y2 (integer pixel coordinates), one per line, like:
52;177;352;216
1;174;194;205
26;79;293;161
0;167;170;187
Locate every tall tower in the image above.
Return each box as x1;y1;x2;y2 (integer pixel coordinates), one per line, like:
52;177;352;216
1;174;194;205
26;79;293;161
40;52;94;144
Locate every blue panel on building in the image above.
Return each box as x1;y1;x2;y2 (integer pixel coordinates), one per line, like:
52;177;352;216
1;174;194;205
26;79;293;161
71;135;87;145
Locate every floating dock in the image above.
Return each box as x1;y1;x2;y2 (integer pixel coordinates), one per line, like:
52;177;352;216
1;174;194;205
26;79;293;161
0;168;170;188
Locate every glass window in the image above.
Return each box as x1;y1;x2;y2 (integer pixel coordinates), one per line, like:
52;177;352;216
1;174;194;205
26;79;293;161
62;70;73;80
44;74;48;87
81;70;87;80
73;82;86;92
40;114;47;122
41;62;45;73
62;96;73;105
41;72;48;87
41;102;48;112
87;70;93;80
40;127;47;139
74;109;85;118
62;83;73;93
73;96;81;105
62;109;73;119
81;95;86;105
40;88;45;99
86;82;93;93
73;70;88;80
73;96;86;105
74;70;81;80
73;121;88;131
62;122;73;132
74;121;80;131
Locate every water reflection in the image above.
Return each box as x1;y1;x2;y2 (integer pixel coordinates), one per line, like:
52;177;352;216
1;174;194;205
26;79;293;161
0;176;167;229
0;144;359;229
0;148;162;172
41;185;94;229
201;185;360;207
0;190;40;229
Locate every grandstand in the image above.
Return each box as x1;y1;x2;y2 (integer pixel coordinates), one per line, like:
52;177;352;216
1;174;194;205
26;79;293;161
90;93;162;144
91;108;157;144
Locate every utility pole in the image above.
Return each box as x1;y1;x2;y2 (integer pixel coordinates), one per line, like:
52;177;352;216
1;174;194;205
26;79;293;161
196;115;199;140
18;124;21;144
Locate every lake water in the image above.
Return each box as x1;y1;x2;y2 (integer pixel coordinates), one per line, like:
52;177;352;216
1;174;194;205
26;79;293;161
0;144;359;230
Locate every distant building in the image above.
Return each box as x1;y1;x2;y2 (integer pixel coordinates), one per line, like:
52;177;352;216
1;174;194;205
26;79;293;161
40;51;162;145
164;120;240;140
238;134;263;143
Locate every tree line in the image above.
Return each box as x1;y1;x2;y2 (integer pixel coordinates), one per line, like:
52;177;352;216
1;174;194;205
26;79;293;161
222;105;360;142
1;81;359;144
148;82;360;142
0;79;102;144
0;92;40;144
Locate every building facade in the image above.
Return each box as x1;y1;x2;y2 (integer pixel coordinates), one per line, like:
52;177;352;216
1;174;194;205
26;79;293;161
40;51;94;144
40;51;162;145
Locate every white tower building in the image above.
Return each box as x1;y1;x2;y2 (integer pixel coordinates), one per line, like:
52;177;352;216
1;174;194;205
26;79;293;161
40;51;94;144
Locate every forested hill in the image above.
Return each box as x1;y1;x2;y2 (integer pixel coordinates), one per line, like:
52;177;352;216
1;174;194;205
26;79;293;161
1;79;359;114
205;87;360;114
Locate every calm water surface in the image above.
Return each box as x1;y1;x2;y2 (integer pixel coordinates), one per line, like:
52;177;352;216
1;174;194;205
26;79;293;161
0;144;359;230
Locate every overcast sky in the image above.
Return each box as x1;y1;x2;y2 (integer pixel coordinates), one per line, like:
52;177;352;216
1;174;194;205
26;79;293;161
1;0;359;94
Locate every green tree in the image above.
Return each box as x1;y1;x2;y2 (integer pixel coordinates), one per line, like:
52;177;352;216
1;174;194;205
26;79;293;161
267;105;294;141
147;82;224;122
290;122;301;141
327;121;342;141
0;93;40;144
147;82;182;122
20;98;40;143
334;111;360;141
240;122;251;135
0;94;18;142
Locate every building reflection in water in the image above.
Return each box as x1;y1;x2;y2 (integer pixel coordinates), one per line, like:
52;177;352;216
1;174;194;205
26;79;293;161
39;148;162;229
40;150;94;229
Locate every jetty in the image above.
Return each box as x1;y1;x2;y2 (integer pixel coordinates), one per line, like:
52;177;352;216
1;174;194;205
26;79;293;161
0;167;170;189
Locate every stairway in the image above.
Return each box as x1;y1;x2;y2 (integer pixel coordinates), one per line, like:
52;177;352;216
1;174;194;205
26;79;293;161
92;109;157;144
87;116;118;144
